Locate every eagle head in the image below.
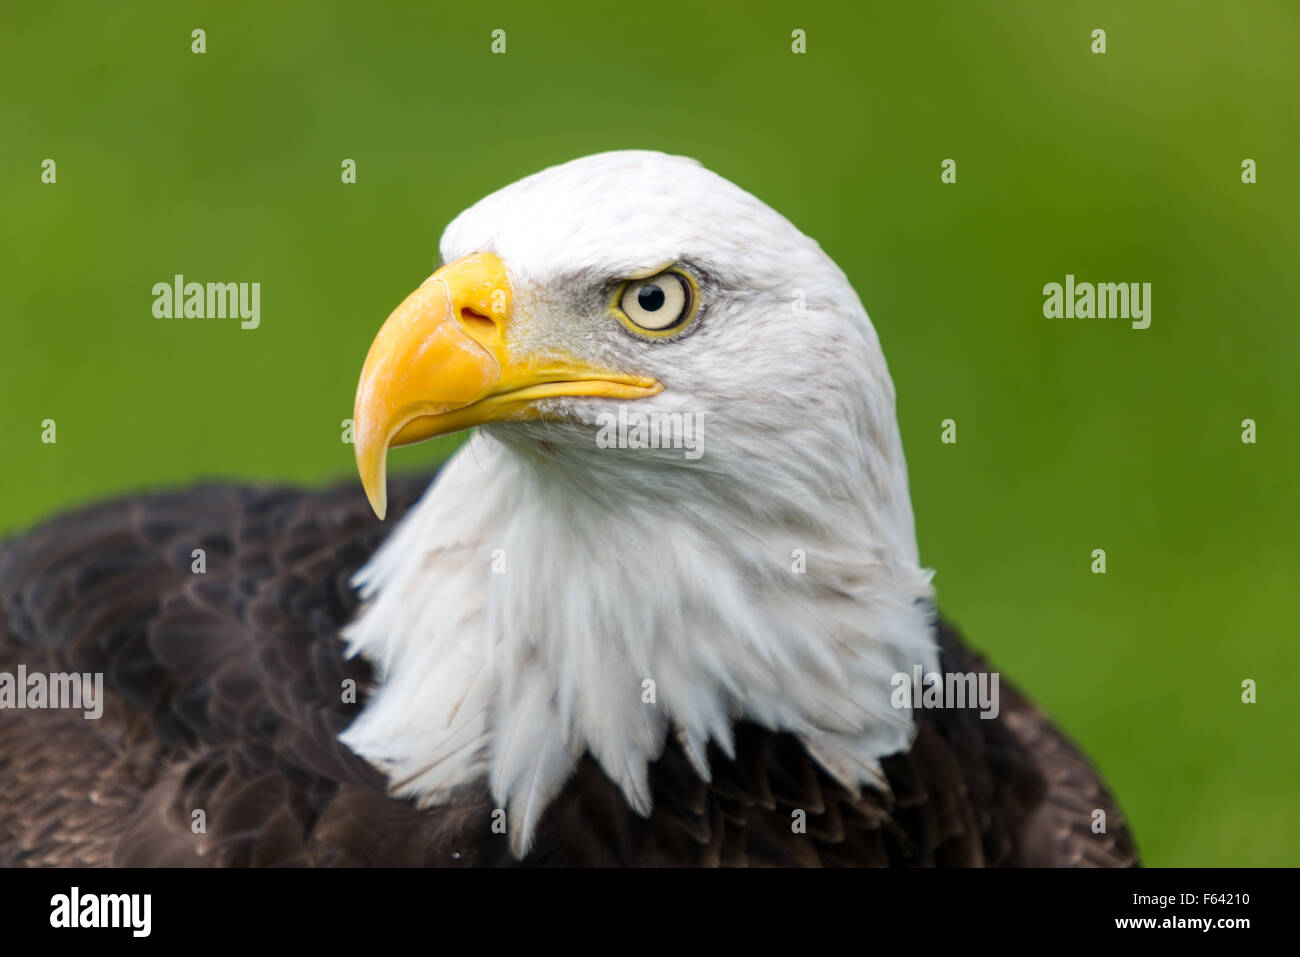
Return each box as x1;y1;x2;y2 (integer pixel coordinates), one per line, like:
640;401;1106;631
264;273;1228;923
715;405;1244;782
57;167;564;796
342;151;937;856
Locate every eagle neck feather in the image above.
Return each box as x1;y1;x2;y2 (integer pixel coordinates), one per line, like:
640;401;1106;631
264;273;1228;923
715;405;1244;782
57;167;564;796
341;431;936;857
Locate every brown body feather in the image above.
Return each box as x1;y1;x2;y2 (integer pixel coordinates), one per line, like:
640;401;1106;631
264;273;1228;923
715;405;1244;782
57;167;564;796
0;478;1137;866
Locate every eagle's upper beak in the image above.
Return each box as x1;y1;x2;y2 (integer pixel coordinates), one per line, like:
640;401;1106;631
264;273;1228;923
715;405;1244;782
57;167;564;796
354;252;661;519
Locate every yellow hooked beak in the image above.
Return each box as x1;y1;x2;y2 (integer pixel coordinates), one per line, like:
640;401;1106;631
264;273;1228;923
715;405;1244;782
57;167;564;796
354;252;661;519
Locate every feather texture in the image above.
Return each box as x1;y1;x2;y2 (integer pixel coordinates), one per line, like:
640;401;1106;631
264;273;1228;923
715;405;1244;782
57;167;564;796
0;478;1136;866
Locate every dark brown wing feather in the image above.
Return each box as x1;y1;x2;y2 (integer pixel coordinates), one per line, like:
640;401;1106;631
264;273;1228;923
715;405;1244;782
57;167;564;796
0;479;1137;867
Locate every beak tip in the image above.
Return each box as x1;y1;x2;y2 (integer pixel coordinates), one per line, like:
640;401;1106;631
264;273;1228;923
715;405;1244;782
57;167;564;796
356;441;389;521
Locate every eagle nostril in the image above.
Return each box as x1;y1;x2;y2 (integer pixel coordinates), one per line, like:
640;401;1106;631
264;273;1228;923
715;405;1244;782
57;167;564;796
459;307;497;339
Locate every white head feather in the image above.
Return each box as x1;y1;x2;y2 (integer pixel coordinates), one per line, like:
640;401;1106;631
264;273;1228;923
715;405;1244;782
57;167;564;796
340;150;938;856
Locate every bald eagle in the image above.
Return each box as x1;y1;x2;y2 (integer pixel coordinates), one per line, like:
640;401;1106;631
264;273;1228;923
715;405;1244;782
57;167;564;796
0;151;1136;867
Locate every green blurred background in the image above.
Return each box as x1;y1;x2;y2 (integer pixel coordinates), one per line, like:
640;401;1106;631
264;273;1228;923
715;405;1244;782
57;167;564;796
2;1;1296;865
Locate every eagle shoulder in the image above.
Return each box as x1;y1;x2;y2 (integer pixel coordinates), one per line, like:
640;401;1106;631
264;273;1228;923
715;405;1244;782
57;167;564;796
0;477;497;866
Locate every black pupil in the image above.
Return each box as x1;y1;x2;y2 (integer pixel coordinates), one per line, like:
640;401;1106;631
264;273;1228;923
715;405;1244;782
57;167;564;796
637;284;666;312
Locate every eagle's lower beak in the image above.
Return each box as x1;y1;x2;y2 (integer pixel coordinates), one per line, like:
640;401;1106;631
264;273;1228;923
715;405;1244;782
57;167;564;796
354;251;660;519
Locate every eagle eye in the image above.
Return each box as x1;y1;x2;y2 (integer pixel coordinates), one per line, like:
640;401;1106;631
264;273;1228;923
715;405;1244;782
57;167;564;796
615;270;697;335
